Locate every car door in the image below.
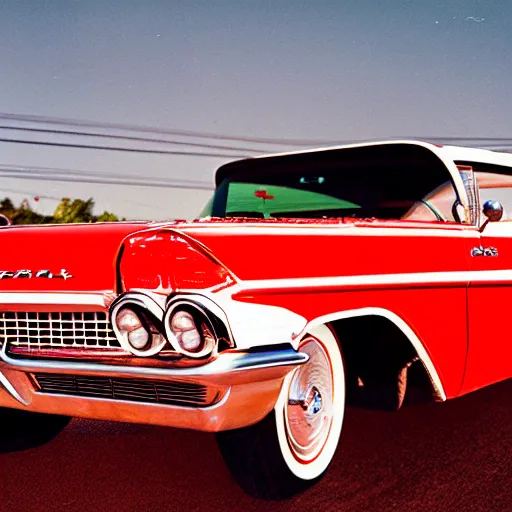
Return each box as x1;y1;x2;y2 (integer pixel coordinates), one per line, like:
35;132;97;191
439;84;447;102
461;168;512;394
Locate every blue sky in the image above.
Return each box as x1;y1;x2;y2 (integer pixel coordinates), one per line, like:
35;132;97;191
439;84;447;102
0;1;510;219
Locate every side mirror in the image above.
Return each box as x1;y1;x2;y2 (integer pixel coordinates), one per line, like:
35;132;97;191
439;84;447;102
0;214;11;227
480;199;503;232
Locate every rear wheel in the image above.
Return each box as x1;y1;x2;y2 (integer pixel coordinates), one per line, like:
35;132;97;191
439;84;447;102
0;407;71;453
216;324;345;499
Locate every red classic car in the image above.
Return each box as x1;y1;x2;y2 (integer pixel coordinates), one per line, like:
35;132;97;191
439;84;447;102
1;140;512;499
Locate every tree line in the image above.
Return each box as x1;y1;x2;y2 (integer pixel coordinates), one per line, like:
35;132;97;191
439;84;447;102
0;197;120;224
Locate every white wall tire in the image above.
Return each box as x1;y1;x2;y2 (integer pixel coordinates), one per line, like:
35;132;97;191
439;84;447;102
275;324;345;481
216;324;345;499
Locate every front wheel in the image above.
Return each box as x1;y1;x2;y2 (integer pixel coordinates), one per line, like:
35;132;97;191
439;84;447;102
216;324;345;500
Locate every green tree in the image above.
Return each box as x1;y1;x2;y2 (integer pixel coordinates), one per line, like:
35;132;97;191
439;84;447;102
96;211;119;222
0;197;52;224
0;197;15;214
0;197;120;225
53;198;95;223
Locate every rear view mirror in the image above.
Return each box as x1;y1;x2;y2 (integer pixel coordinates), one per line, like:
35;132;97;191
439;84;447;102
0;214;11;226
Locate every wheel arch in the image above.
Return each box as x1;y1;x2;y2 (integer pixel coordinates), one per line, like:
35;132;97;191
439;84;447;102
300;307;446;403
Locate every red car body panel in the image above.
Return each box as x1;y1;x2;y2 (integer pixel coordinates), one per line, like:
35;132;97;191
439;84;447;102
0;222;150;292
1;140;512;434
115;220;476;400
0;202;503;402
177;220;471;280
462;226;512;394
233;287;468;399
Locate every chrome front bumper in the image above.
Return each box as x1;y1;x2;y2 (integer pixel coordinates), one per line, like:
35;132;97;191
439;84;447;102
0;345;308;432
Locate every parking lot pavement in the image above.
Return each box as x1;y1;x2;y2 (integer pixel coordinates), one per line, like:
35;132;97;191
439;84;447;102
1;379;511;512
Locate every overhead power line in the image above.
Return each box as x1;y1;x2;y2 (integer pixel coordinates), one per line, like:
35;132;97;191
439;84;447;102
0;164;214;190
0;137;248;159
0;113;510;158
0;187;63;201
0;171;214;190
1;112;511;150
0;112;345;147
0;125;265;154
0;164;213;186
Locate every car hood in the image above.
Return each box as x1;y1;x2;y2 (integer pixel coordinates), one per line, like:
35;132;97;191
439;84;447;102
0;222;154;293
173;217;469;281
0;217;469;294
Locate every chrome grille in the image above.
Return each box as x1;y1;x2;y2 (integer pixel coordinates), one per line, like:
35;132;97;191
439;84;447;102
34;373;210;407
0;311;120;349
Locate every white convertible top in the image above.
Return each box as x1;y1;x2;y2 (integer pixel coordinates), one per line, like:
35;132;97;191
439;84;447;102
253;139;512;169
440;144;512;168
215;139;512;225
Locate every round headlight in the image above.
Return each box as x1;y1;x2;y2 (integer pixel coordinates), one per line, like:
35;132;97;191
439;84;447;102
171;311;196;332
128;326;150;349
166;305;217;358
180;329;202;351
116;308;143;332
111;301;166;357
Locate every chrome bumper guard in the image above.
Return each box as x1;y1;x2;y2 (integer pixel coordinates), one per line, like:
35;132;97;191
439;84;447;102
0;345;308;432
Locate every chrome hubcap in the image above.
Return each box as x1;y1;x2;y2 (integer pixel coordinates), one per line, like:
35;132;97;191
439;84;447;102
285;337;334;461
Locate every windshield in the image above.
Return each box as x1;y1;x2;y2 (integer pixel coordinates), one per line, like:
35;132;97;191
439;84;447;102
202;147;460;222
205;181;359;219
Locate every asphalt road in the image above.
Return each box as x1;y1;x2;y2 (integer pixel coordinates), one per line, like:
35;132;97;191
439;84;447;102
1;379;511;512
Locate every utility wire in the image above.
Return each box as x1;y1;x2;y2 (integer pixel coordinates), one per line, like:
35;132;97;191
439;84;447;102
2;132;508;160
0;187;62;201
0;164;213;186
0;113;510;159
0;137;248;159
0;170;214;190
0;112;345;147
1;112;511;149
0;125;265;154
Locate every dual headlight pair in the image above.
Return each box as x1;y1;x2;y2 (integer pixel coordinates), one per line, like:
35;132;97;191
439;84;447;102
110;295;219;359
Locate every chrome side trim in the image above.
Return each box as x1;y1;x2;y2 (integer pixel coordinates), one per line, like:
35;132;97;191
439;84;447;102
228;348;309;371
302;307;447;402
236;269;512;294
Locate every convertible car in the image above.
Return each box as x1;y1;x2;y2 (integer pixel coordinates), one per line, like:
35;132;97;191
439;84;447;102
1;140;512;499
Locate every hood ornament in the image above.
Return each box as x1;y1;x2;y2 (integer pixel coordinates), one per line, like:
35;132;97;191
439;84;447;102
0;269;73;280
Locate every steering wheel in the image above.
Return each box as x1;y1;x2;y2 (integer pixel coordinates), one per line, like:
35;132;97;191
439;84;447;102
417;199;444;221
401;199;445;222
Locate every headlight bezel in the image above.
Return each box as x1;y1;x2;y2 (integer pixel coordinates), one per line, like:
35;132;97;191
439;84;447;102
164;300;219;359
110;294;166;357
110;292;232;359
